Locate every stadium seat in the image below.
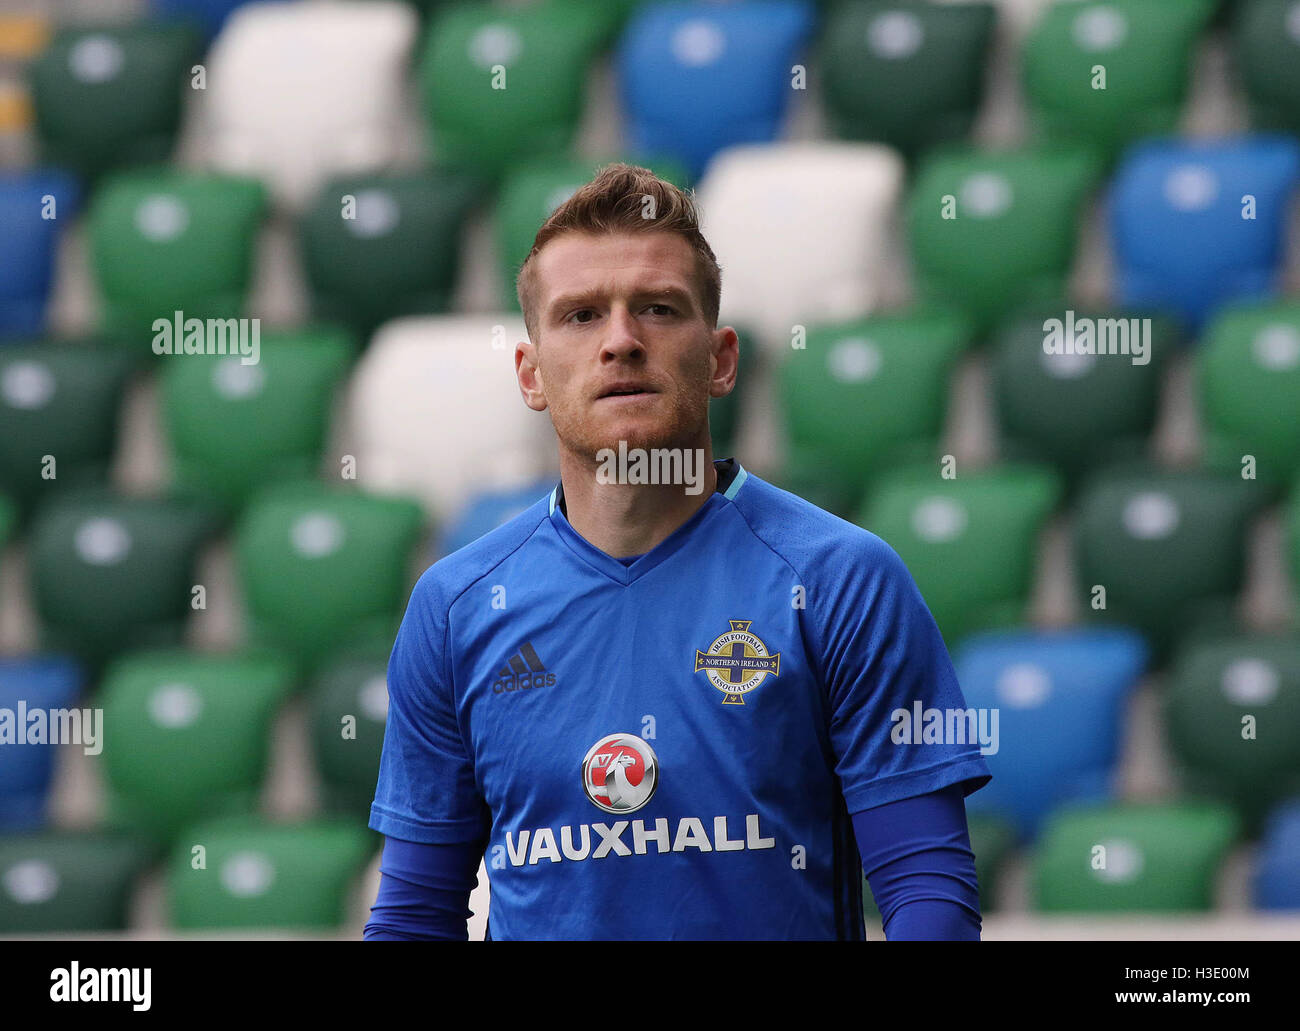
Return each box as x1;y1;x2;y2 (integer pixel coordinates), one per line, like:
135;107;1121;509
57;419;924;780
819;0;995;157
437;478;556;558
907;146;1100;334
616;1;816;179
234;482;424;672
990;306;1176;484
1253;797;1300;910
1197;299;1300;491
206;1;419;209
0;831;152;932
698;142;905;350
1233;0;1300;135
347;315;556;524
299;170;483;337
1072;466;1260;655
88;170;267;357
967;812;1016;912
778;305;971;504
1166;635;1300;825
1022;0;1216;159
159;325;352;513
166;816;376;930
308;644;392;814
0;169;79;339
1108;135;1300;331
0;491;12;547
1033;802;1239;912
0;340;134;520
856;462;1062;644
418;1;608;180
0;655;82;831
26;490;219;669
494;155;692;313
150;0;285;40
27;22;201;182
98;648;295;842
954;627;1149;840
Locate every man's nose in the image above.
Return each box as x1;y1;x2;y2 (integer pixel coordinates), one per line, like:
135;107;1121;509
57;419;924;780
600;304;646;361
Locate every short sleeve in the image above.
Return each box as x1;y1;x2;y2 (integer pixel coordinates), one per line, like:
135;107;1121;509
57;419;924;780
369;567;491;844
815;534;992;814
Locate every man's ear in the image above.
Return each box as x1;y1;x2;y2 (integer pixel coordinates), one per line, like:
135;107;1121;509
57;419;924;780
708;325;740;399
516;338;548;412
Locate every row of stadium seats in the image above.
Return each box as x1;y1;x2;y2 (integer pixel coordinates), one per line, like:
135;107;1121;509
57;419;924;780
6;131;1298;345
5;622;1298;843
4;794;1300;932
15;0;1300;194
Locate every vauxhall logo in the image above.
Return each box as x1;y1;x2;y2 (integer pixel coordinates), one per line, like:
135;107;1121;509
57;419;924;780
492;642;555;693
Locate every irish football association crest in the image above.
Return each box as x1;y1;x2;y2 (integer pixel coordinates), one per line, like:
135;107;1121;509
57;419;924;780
694;620;781;705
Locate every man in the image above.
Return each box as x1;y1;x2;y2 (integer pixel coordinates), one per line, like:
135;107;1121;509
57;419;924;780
365;163;991;941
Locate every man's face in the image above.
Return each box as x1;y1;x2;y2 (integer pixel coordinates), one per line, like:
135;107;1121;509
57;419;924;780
516;230;737;463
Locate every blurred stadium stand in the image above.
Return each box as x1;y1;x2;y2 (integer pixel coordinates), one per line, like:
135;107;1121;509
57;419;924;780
0;0;1299;941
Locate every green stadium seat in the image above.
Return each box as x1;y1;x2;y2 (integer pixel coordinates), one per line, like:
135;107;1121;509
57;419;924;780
1233;0;1300;135
1198;300;1300;492
235;484;425;673
0;831;152;932
1022;0;1216;160
1033;801;1238;912
819;0;996;156
299;170;484;337
907;146;1100;334
308;644;391;815
417;2;608;180
1073;466;1260;656
856;462;1062;644
98;649;296;843
28;22;201;182
0;340;134;521
968;811;1017;912
1167;635;1300;827
159;325;352;514
991;307;1176;485
27;490;219;669
0;491;13;547
166;816;376;930
495;155;692;313
88;170;267;358
779;306;971;505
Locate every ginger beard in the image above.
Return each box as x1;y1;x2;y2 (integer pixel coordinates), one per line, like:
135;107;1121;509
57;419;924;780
538;339;714;467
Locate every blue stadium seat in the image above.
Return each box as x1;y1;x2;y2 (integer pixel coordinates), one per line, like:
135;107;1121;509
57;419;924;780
0;170;78;339
0;655;83;831
953;627;1149;840
616;0;815;179
437;479;555;558
1254;797;1300;910
150;0;285;40
1109;135;1300;331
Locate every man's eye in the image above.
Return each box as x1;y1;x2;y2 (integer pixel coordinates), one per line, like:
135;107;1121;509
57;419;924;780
647;304;675;316
570;310;596;324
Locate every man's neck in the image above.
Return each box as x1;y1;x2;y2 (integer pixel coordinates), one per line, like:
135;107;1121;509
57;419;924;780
557;442;720;558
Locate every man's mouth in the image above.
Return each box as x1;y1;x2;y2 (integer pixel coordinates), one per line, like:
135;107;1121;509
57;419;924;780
597;383;658;400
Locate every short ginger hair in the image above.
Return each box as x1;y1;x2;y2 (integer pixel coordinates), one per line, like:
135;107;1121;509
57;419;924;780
514;162;722;342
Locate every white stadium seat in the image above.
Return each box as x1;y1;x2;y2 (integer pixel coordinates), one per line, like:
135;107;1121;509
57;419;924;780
205;0;418;210
347;315;555;524
697;141;905;353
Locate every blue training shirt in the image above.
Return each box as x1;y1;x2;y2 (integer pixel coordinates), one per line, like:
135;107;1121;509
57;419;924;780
370;458;991;940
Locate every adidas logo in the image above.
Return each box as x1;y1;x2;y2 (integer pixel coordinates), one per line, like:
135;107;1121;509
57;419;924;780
492;642;556;694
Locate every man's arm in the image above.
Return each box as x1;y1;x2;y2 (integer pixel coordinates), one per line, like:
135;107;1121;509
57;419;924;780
852;782;982;941
364;836;483;941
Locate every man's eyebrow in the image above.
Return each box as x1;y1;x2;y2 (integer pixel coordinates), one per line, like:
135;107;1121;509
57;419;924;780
544;285;696;321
